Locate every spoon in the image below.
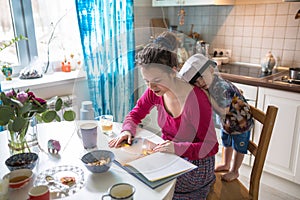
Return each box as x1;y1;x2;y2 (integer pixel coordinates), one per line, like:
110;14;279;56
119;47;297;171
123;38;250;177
45;175;69;196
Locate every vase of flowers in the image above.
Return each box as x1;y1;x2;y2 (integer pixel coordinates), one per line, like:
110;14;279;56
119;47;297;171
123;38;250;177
0;89;76;154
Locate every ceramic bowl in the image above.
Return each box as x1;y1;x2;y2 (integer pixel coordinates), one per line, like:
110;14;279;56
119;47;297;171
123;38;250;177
81;150;115;173
5;152;38;171
3;168;33;189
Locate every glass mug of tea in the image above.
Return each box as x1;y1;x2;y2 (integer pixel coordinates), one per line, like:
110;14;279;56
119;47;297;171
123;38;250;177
102;183;135;200
99;115;113;136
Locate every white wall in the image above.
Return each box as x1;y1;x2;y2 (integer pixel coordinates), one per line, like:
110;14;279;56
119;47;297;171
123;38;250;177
134;1;300;68
166;2;300;67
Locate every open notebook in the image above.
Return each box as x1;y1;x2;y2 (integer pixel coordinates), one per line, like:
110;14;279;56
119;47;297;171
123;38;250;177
110;137;197;189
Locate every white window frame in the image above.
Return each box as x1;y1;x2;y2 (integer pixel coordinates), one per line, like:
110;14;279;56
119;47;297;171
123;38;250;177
10;0;38;72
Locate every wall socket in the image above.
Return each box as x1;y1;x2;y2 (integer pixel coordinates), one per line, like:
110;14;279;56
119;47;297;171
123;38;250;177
213;48;232;58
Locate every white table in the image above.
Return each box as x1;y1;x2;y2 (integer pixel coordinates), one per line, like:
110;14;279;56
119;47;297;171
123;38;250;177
0;121;175;200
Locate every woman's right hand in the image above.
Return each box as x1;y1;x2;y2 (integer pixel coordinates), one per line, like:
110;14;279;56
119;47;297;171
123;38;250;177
108;131;133;148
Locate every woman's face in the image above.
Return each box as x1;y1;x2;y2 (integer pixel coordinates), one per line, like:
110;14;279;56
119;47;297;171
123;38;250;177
141;64;174;96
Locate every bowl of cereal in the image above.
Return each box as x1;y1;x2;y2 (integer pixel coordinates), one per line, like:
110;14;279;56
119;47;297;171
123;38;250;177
81;150;115;173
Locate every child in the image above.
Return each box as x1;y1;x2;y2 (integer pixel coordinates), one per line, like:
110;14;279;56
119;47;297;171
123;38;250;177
179;53;254;182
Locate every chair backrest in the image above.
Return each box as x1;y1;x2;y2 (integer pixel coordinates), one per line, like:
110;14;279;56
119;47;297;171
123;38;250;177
248;105;278;200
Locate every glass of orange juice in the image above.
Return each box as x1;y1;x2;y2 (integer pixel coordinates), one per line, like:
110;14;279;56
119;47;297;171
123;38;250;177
100;115;113;136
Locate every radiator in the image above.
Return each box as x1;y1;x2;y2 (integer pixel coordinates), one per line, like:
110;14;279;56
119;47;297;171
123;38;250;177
46;94;77;119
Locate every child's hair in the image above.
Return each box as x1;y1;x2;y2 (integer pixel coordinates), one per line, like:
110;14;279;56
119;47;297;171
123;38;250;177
135;42;178;70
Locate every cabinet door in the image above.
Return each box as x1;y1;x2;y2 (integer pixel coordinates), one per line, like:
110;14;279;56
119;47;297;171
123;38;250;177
232;82;257;107
152;0;181;7
184;0;234;5
256;87;300;184
134;0;152;7
235;0;282;4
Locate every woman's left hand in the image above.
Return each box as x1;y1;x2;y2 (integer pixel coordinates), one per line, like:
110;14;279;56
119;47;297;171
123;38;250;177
153;140;175;153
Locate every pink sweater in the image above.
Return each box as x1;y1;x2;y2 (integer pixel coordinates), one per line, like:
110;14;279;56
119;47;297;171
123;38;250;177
122;87;218;160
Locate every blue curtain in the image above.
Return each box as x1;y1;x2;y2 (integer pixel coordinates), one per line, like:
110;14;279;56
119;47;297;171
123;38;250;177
75;0;135;122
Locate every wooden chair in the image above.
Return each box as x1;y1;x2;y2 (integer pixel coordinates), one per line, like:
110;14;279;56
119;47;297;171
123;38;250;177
207;105;278;200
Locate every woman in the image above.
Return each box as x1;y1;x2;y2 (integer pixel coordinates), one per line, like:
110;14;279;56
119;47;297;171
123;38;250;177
109;43;218;199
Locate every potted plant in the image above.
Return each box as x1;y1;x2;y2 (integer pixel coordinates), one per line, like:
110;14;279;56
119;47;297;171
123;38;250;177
0;88;76;154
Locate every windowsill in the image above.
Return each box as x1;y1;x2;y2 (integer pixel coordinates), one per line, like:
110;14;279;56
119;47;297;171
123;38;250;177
1;70;86;91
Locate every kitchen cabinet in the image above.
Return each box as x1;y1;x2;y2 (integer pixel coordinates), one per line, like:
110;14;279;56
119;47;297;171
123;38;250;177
255;87;300;184
235;0;282;4
134;0;152;6
232;82;257;107
152;0;180;6
152;0;234;7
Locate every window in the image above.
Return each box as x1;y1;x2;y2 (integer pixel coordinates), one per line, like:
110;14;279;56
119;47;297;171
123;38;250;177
0;0;19;65
31;0;82;71
0;0;82;75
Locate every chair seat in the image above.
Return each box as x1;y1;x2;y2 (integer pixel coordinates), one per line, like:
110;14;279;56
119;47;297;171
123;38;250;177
207;172;250;200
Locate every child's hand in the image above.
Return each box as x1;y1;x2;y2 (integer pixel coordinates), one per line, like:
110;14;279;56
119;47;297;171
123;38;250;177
108;131;133;148
153;140;175;153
